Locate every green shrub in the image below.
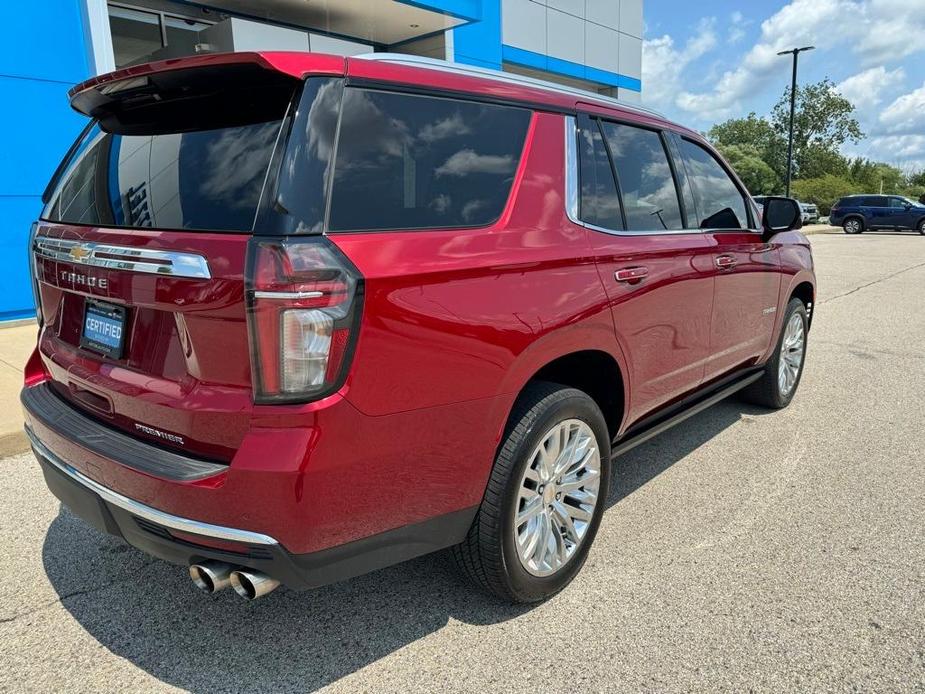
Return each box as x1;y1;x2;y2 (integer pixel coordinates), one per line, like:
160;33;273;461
791;175;859;215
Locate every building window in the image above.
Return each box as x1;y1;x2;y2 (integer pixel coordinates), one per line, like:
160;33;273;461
109;5;163;68
108;3;213;68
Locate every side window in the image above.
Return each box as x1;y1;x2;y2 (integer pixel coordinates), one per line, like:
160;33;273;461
888;197;906;209
678;138;750;229
599;122;684;232
870;196;889;207
328;89;531;232
577;119;623;230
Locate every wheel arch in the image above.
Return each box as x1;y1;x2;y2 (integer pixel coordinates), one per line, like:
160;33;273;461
843;214;865;231
790;280;815;327
525;350;625;441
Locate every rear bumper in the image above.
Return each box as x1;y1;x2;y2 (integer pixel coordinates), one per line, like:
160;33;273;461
29;426;475;590
22;381;483;589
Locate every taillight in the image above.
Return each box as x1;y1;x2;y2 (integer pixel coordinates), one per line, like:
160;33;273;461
245;237;363;404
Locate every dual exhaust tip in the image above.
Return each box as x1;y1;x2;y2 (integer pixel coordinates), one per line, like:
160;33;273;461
189;561;279;600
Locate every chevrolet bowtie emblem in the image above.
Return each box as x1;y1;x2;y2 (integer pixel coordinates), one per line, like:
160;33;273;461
69;244;92;262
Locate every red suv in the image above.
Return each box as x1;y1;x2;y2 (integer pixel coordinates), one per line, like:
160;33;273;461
22;52;815;603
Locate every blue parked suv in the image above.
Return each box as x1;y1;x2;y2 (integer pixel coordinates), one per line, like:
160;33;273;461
830;195;925;235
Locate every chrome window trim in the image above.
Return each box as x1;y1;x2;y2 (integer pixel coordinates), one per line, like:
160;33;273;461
27;427;279;547
564;117;705;237
34;236;211;279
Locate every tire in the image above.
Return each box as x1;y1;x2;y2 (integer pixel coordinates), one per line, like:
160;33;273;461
843;217;863;234
740;298;809;409
918;219;925;235
453;382;612;603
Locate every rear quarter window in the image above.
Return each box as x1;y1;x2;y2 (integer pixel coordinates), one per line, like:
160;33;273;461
327;89;531;232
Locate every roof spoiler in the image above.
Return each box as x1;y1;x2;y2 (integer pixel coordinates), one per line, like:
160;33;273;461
68;52;346;127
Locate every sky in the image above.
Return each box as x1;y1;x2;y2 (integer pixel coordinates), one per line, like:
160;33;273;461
641;0;925;172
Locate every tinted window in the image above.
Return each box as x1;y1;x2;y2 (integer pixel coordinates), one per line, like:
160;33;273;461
44;117;285;232
265;78;343;234
863;196;887;206
600;122;684;231
678;139;749;229
578;120;623;230
888;197;906;208
328;89;531;231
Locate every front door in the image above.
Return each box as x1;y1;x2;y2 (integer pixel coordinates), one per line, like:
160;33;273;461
673;136;781;382
887;196;915;228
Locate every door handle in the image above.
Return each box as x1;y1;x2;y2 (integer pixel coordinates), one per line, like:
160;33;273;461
614;266;649;283
715;255;737;270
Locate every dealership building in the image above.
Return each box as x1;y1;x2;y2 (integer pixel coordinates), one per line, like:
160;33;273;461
1;0;643;321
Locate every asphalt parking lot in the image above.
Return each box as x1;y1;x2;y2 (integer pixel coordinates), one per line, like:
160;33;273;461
1;230;924;692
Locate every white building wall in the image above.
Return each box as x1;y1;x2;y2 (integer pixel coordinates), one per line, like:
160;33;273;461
501;0;643;84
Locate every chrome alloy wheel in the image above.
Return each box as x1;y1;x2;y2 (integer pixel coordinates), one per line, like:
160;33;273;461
845;218;861;234
778;312;806;396
512;419;602;577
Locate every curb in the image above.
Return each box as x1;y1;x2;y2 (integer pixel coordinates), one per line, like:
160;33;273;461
0;430;29;459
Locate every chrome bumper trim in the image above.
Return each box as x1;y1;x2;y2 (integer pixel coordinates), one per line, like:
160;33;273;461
26;427;279;547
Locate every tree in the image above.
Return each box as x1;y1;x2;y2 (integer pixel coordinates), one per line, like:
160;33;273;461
791;175;857;215
715;143;782;194
771;79;863;180
708;113;787;180
797;143;849;180
848;158;905;193
906;170;925;188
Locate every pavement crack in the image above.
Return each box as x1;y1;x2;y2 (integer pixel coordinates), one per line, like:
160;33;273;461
820;261;925;304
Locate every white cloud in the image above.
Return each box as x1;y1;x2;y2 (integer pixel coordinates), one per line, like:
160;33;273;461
434;150;515;177
642;0;925;168
836;67;906;110
728;11;750;43
666;0;925;121
879;82;925;135
676;0;851;119
856;135;925;170
854;0;925;65
641;18;717;109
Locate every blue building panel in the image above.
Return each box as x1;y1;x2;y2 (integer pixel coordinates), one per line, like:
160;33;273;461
0;76;88;196
502;44;642;92
453;0;502;69
0;0;91;320
0;0;89;82
0;197;41;321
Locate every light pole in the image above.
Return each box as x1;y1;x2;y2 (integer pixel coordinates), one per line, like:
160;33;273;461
777;46;815;197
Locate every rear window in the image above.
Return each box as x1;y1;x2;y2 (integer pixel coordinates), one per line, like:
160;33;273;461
578;119;623;230
327;89;531;232
44;122;283;232
43;68;295;233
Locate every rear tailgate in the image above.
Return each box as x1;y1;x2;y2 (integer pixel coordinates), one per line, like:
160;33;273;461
33;224;250;461
32;53;345;462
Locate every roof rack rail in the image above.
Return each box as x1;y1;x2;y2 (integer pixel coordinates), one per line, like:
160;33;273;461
353;53;663;120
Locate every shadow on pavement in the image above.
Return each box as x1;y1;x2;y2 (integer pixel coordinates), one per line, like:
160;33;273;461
43;398;763;692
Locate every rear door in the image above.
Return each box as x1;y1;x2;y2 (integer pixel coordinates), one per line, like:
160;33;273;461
33;61;341;461
573;115;715;424
672;135;781;383
865;196;891;228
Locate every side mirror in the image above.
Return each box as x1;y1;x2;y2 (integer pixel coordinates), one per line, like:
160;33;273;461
904;203;912;210
761;197;802;238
